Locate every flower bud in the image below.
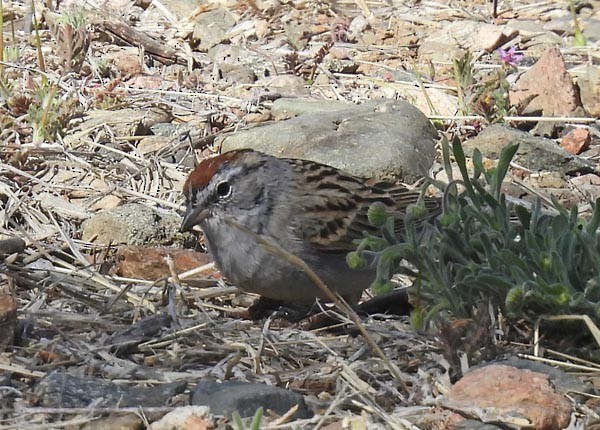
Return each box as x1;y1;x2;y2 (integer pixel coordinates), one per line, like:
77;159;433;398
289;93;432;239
346;251;367;270
367;202;388;227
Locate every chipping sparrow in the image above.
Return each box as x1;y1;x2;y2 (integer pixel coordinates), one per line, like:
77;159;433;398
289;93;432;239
181;150;440;305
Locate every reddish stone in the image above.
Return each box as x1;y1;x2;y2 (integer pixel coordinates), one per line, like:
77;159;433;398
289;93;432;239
115;246;214;281
443;364;572;430
510;46;582;116
560;128;591;155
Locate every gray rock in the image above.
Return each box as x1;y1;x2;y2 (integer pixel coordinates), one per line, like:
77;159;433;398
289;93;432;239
192;8;236;52
462;124;592;175
208;44;274;82
108;313;173;356
323;58;358;74
150;122;195;137
215;62;256;85
581;18;600;43
64;108;172;148
519;31;565;56
348;16;369;42
507;19;546;36
253;75;309;99
578;65;600;117
218;99;438;181
82;204;182;246
152;0;198;21
419;21;517;62
191;380;312;419
541;17;573;35
270;98;352;117
35;370;186;408
0;237;25;257
283;20;310;50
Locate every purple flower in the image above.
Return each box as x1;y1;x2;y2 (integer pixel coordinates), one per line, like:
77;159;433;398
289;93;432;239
498;47;524;67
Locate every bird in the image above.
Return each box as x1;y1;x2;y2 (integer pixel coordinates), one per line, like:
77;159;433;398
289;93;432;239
181;149;440;306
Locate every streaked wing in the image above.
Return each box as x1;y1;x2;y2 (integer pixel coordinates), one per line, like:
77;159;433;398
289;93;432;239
287;159;441;253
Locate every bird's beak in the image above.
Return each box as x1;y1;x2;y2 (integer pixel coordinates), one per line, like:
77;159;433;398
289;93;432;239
181;205;209;232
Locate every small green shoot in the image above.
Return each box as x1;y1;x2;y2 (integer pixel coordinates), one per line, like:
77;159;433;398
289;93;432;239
230;407;263;430
569;0;587;46
452;51;474;115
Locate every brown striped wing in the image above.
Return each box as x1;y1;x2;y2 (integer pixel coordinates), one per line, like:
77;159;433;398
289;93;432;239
287;159;441;253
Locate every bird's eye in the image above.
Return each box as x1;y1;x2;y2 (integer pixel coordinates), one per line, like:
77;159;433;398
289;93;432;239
215;180;232;199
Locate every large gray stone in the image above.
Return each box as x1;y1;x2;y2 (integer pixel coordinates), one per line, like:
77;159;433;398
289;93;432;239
578;65;600;117
208;44;274;83
192;8;236;52
35;370;186;408
271;98;350;117
419;21;517;62
191;380;312;419
217;99;438;181
581;18;600;43
81;204;182;246
462;124;592;175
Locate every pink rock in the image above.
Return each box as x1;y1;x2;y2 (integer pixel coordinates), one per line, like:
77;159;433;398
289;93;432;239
510;46;583;116
560;128;591;155
443;364;572;430
115;246;216;281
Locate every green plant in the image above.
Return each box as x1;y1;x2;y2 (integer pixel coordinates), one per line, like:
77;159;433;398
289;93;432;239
28;82;59;142
230;407;263;430
452;51;474;115
2;46;20;63
355;138;600;329
569;0;587;47
58;9;88;28
472;70;513;122
53;9;90;72
27;81;78;142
